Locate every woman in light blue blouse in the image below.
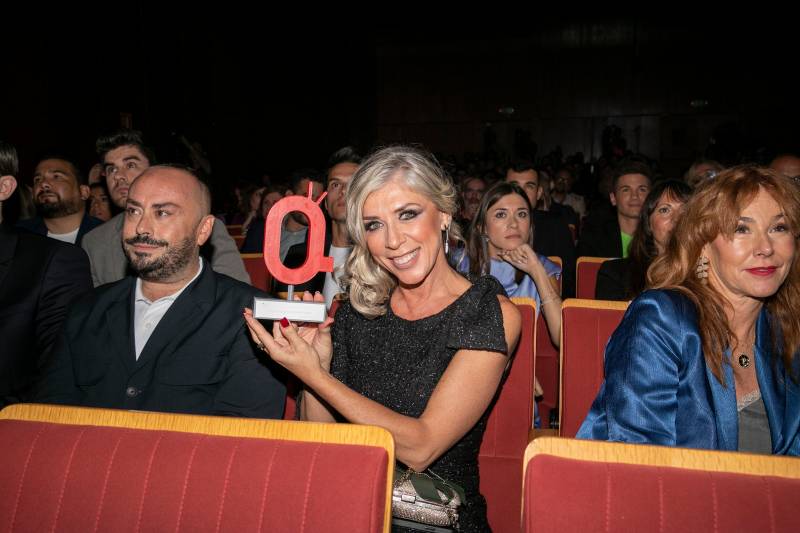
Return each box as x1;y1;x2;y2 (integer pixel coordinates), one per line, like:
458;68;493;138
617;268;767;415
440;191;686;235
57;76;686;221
455;181;562;346
455;181;561;427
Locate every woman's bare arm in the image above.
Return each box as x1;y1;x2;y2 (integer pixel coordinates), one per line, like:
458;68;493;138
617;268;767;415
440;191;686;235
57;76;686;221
245;297;521;471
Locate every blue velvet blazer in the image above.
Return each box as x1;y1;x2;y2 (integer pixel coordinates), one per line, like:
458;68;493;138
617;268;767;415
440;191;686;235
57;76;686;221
577;289;800;455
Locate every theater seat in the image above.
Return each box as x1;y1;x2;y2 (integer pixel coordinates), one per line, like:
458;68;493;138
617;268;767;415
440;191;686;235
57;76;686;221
523;437;800;533
241;253;273;293
0;404;393;533
575;257;612;299
479;297;536;533
559;299;628;437
534;311;558;429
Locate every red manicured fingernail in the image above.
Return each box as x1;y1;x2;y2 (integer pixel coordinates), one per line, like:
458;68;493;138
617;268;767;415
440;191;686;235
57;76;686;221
280;317;290;328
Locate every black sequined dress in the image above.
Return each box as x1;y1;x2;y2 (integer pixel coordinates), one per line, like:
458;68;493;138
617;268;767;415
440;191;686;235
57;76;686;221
330;276;508;532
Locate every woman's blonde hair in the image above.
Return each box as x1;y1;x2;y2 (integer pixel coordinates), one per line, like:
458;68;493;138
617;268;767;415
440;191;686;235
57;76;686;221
341;145;462;318
648;165;800;384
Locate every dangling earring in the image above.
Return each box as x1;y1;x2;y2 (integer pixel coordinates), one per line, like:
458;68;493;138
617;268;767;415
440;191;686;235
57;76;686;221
696;255;709;284
443;225;450;255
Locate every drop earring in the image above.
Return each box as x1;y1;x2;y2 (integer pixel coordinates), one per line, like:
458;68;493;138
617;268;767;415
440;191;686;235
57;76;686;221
696;255;709;284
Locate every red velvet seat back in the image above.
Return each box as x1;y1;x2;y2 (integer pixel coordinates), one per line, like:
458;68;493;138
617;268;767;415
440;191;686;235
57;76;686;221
534;312;558;429
241;253;273;293
575;257;610;299
524;439;800;533
0;416;390;533
559;299;628;437
479;298;535;533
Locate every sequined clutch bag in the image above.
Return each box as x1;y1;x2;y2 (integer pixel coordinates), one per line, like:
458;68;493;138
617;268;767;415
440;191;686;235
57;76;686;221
392;466;465;530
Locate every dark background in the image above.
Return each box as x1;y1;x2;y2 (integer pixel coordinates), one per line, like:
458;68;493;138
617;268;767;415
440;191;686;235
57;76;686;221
3;13;797;192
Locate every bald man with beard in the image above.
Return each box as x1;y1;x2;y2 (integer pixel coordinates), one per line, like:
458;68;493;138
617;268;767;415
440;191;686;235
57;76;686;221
36;165;285;418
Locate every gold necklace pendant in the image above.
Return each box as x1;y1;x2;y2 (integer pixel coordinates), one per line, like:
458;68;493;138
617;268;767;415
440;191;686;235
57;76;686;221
738;354;751;368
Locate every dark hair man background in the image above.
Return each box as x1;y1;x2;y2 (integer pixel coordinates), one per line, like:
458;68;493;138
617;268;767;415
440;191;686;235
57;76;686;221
0;140;92;407
278;168;325;263
505;159;577;297
578;159;652;259
278;146;361;307
81;129;249;287
16;155;103;245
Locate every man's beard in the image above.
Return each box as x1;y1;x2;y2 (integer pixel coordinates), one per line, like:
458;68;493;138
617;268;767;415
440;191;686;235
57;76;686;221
35;194;83;219
124;234;196;281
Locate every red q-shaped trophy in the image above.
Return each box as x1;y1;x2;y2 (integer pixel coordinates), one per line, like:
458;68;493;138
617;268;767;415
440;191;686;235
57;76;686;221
252;183;333;323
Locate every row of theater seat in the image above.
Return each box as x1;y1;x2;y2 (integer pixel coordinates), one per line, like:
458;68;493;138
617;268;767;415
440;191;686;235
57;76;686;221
2;404;797;532
479;297;630;531
231;242;800;530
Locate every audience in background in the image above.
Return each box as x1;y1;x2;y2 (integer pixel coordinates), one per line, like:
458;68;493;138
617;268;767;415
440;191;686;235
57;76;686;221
239;184;287;253
769;153;800;181
278;169;324;263
578;159;652;259
552;166;586;219
683;159;725;189
456;175;487;228
277;147;361;307
506;159;577;296
81;129;249;286
88;182;114;222
16;156;103;245
596;180;691;300
0;140;92;408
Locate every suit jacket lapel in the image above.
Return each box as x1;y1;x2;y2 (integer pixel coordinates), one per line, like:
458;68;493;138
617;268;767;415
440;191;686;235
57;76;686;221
135;263;213;369
705;353;738;451
105;280;137;374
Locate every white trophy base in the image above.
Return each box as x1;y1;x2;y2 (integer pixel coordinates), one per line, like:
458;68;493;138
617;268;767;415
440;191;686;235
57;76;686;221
252;297;327;323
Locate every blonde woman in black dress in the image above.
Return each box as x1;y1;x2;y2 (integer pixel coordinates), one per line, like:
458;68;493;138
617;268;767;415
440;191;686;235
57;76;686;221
244;145;521;531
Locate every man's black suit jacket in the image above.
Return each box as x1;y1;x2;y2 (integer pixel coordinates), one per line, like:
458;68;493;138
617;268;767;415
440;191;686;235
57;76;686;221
0;226;92;407
36;260;286;418
532;210;577;298
576;214;624;259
